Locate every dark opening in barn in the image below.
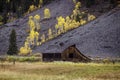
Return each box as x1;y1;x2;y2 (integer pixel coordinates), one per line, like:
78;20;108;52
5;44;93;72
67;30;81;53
69;53;74;58
42;53;61;61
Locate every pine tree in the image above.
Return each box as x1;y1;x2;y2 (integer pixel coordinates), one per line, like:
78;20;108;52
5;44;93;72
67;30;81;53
7;29;18;55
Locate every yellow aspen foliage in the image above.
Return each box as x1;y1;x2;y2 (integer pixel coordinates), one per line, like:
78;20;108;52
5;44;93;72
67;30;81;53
48;28;53;39
26;37;31;45
64;16;71;30
65;16;72;24
58;29;61;35
24;42;29;48
55;24;59;30
56;16;65;33
20;46;32;55
29;30;35;40
72;20;80;28
73;9;77;16
75;2;81;9
71;1;82;21
39;0;43;8
29;5;36;12
20;15;41;55
53;1;96;41
30;20;35;30
29;16;33;19
73;0;76;4
88;14;96;21
80;19;86;25
35;31;39;44
44;8;51;18
66;16;70;22
57;16;65;26
29;30;38;46
34;15;41;31
34;14;40;20
28;16;35;31
64;22;69;32
70;14;74;20
19;41;32;55
72;9;80;20
71;20;76;29
41;34;45;43
40;0;43;4
36;42;39;46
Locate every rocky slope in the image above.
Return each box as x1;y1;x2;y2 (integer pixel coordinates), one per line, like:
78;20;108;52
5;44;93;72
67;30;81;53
0;0;120;59
34;7;120;59
0;0;74;54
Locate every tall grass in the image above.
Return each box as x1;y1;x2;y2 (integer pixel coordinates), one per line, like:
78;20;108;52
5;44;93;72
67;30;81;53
0;62;120;80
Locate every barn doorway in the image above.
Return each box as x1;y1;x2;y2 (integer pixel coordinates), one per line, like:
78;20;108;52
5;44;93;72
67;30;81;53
69;53;74;58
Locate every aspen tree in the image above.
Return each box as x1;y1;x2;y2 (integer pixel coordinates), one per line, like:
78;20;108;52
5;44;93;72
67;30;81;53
56;16;65;34
88;14;96;21
41;34;45;43
34;14;41;31
39;0;43;8
73;0;76;4
29;5;36;12
44;8;51;18
80;19;86;25
48;28;53;39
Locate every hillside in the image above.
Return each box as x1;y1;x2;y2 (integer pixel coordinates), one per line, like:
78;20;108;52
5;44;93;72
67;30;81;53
34;7;120;59
0;0;120;59
0;0;74;54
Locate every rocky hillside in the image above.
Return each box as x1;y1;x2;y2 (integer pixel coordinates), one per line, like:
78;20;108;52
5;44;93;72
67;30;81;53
0;0;74;54
0;0;120;59
34;7;120;59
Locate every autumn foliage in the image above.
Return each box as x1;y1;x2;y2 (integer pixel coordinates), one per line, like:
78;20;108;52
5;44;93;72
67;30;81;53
44;8;51;18
19;1;96;55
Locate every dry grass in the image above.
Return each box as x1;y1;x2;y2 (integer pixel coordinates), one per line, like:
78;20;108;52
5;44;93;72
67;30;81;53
0;62;120;80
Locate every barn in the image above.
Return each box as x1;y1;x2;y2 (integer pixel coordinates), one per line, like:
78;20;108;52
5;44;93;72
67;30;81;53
42;53;61;61
61;45;91;62
41;45;91;62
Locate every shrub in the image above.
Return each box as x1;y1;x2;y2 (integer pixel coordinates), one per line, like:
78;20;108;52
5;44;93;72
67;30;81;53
5;56;42;62
18;56;41;62
103;58;110;64
6;56;17;62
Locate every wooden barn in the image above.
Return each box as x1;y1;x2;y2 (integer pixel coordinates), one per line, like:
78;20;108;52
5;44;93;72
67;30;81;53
41;45;91;62
61;45;91;62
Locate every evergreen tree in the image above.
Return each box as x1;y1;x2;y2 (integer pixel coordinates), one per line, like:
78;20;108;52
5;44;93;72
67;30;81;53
7;29;18;55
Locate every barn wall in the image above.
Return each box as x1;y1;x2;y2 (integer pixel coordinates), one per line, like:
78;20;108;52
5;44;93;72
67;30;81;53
42;53;61;61
61;46;91;62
